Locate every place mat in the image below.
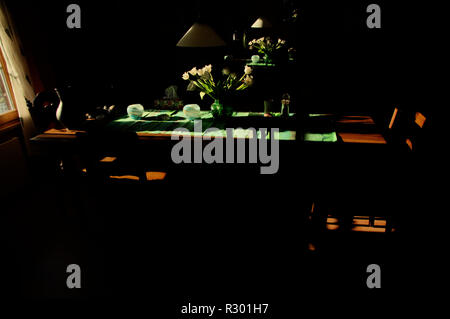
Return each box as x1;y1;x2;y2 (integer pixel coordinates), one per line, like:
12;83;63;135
304;132;338;142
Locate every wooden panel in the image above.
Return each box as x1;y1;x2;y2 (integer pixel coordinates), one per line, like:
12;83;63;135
0;110;19;127
352;226;386;233
99;157;117;163
406;138;413;150
109;171;167;181
0;116;20;134
336;115;386;144
338;132;387;144
32;128;81;141
415;112;426;128
337;115;375;125
388;107;399;129
44;128;81;135
146;171;167;181
109;175;140;181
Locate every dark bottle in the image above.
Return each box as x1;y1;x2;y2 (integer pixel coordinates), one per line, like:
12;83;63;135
281;93;290;117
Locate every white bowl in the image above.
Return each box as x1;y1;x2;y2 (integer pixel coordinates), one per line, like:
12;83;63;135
251;55;260;63
183;104;201;120
127;104;144;119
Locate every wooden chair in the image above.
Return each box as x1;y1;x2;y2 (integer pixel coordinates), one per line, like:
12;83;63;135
75;131;155;183
405;111;429;153
309;108;431;235
384;106;429;145
334;112;382;144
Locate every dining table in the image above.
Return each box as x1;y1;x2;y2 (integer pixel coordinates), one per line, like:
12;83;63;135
30;109;389;184
30;109;387;145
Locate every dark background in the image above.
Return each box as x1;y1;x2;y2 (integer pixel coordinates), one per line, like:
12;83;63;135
5;0;436;116
2;0;439;302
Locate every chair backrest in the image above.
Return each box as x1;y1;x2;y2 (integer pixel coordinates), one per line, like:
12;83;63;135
414;112;427;129
385;107;430;152
405;112;428;152
388;107;399;130
385;106;409;145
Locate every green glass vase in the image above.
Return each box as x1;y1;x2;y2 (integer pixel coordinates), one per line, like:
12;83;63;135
263;53;273;65
210;99;233;119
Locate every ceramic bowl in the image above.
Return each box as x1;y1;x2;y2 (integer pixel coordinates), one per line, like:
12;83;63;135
251;55;260;63
127;104;144;120
183;104;201;120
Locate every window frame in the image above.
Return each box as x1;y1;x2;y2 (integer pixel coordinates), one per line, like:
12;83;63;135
0;41;19;130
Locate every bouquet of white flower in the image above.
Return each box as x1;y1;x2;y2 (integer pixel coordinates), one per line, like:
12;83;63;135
248;37;287;63
182;64;253;101
182;64;254;118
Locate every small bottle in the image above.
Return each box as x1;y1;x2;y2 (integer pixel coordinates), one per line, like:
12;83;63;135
264;99;273;117
281;93;290;117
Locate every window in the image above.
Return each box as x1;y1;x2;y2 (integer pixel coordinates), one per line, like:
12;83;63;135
0;39;18;129
0;61;14;115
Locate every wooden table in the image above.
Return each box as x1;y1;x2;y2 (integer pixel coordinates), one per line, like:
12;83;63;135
31;112;386;145
29;111;388;185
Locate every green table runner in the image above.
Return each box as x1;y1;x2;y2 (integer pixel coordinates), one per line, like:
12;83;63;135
106;110;337;142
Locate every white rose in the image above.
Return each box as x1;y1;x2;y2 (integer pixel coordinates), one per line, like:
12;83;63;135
197;68;205;76
244;75;253;86
204;64;212;73
182;72;190;80
244;65;252;75
188;67;198;76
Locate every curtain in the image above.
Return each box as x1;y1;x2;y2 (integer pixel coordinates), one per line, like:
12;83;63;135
0;0;36;145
